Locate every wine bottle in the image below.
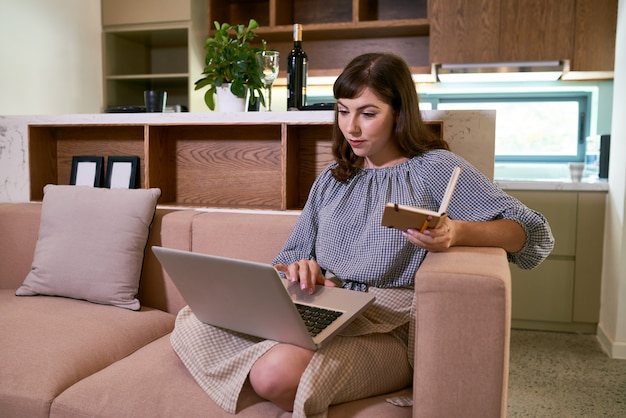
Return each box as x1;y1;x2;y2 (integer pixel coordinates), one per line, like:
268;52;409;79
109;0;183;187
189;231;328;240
287;23;308;110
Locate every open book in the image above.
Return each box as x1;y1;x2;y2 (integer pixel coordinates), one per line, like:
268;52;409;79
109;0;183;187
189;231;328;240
381;166;462;232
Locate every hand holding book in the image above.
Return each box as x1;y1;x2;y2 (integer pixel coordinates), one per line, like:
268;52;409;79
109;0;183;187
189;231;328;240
381;167;461;232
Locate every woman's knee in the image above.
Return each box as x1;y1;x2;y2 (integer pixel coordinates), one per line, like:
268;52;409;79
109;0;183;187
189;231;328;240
249;344;314;410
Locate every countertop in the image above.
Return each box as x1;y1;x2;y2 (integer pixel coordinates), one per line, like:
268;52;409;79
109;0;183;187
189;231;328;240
495;179;609;192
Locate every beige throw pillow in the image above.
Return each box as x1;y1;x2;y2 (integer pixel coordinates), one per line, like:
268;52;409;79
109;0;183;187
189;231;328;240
16;185;161;310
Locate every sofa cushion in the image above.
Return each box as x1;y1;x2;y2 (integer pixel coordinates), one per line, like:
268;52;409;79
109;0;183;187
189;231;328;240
51;334;412;418
139;209;201;314
0;290;174;418
191;210;300;263
0;203;41;290
16;185;161;310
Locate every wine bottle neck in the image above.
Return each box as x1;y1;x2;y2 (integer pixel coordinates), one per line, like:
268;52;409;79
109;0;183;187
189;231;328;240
293;24;303;43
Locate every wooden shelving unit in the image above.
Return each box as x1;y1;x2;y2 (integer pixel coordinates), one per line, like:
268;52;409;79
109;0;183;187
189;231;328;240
28;111;490;211
208;0;431;77
101;0;208;112
103;27;192;110
28;121;335;210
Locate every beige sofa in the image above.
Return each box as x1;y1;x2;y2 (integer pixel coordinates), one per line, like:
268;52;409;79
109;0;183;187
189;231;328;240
0;202;511;418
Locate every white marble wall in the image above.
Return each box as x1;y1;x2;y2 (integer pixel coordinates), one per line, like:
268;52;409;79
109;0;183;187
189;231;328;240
0;115;30;202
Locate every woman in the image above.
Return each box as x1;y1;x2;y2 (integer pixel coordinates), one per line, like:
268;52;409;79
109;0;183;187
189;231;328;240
171;52;554;417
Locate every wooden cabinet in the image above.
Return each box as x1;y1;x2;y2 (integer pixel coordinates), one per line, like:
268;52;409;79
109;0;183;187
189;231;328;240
26;110;495;210
508;190;606;333
498;0;576;63
572;0;618;72
428;0;617;74
208;0;431;77
428;0;502;65
101;0;207;112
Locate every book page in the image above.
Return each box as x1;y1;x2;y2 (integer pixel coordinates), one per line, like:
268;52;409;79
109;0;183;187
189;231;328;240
438;166;462;214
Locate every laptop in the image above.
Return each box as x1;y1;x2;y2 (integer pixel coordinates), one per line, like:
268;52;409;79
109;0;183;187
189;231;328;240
152;246;376;350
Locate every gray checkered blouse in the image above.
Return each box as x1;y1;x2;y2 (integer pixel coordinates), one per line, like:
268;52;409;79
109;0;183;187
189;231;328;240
273;149;554;291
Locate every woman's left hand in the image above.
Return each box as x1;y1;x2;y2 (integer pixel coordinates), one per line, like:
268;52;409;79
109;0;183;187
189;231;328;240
402;216;453;252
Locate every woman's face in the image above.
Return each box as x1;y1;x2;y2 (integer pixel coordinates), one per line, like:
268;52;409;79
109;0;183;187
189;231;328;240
337;87;404;168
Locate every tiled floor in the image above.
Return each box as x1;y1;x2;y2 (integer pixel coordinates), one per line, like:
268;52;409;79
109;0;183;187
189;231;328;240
507;329;626;417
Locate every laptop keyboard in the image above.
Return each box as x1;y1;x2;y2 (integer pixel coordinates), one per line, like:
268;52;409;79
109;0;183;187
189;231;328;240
295;304;343;337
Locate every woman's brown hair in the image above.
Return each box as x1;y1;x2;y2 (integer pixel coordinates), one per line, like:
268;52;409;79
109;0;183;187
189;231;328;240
331;53;449;181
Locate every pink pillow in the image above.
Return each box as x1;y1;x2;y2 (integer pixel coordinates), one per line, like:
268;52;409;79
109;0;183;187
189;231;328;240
16;185;161;310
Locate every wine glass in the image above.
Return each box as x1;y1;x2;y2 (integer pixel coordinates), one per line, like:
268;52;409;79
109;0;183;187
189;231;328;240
256;50;280;111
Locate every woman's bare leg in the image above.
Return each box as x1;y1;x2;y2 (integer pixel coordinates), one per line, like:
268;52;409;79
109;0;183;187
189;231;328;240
249;343;315;411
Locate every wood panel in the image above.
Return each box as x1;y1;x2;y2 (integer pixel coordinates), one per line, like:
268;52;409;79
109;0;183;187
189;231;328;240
147;124;283;208
572;0;618;71
499;0;575;62
174;139;282;208
269;36;430;78
28;127;57;201
366;0;428;21
293;0;352;24
284;124;334;208
428;0;501;64
146;126;177;203
273;0;294;27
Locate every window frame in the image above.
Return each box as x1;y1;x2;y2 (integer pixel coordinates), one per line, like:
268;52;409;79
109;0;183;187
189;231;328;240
420;91;591;163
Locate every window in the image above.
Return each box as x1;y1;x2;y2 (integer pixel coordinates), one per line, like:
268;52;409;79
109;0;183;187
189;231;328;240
420;92;590;163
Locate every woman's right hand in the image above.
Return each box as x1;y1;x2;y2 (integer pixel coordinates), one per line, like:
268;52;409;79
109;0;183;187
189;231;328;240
274;260;336;294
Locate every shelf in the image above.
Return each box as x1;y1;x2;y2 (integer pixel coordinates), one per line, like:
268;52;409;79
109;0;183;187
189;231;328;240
104;29;189;77
255;19;429;43
106;78;190;108
103;25;193;110
28;125;146;200
206;0;430;79
106;74;189;80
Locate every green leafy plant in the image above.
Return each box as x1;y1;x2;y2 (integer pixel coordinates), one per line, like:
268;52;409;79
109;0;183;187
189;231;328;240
195;19;266;111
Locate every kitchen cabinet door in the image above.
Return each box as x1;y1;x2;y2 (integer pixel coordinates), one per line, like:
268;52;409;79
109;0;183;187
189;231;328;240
428;0;501;64
429;0;577;64
572;0;618;71
498;0;576;62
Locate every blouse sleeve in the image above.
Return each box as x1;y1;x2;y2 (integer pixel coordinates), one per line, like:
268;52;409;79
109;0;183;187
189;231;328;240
421;151;554;270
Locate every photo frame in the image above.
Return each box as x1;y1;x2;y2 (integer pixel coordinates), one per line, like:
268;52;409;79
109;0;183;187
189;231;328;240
70;156;104;187
106;156;140;189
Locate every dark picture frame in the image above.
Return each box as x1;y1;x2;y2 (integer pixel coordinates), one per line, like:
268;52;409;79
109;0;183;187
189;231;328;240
106;156;140;189
70;156;104;187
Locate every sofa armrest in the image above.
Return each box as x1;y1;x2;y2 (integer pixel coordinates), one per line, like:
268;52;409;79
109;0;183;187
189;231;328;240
413;246;511;418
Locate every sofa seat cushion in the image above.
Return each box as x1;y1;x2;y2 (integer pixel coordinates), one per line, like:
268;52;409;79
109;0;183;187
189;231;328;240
52;334;412;418
0;290;174;418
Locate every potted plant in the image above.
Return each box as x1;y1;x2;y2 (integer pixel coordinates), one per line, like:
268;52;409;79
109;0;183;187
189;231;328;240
195;19;266;111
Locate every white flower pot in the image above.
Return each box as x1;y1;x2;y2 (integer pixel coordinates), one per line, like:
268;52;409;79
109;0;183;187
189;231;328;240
216;84;247;112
